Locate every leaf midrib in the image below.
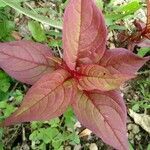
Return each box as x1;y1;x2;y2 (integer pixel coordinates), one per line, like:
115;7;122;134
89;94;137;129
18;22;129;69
15;77;72;117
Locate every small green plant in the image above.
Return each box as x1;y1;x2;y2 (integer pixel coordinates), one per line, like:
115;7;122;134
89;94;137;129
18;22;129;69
0;6;15;42
138;47;150;57
28;21;46;43
129;77;150;112
0;71;11;101
29;108;80;150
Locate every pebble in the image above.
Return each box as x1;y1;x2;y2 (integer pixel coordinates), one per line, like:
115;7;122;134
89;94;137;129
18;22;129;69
128;124;140;134
74;144;81;150
89;143;98;150
65;146;72;150
75;121;82;128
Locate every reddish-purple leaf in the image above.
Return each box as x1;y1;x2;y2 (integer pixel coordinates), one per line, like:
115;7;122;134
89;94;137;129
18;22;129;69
63;0;107;70
72;90;128;150
137;39;150;48
99;48;150;74
147;0;150;25
0;40;60;85
3;69;76;126
78;64;134;91
144;0;150;39
133;20;146;32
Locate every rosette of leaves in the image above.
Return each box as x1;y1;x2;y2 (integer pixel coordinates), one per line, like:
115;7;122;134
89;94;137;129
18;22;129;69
0;0;149;149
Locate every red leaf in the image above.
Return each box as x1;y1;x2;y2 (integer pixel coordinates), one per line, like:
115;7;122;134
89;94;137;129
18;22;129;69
3;69;76;126
78;64;134;91
0;40;60;84
133;20;146;31
147;0;150;25
137;39;150;48
99;48;150;74
72;90;128;150
144;0;150;39
63;0;107;70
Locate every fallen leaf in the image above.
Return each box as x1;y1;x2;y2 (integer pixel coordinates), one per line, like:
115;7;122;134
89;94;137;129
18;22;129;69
79;128;92;138
11;31;22;40
129;109;150;134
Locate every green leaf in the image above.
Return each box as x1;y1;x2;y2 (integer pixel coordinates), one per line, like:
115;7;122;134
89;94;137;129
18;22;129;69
129;142;134;150
0;128;3;139
30;127;60;144
0;90;7;101
0;1;6;7
0;141;4;150
69;132;80;145
64;107;76;129
3;104;16;118
132;103;140;112
147;144;150;150
61;131;80;145
57;146;63;150
0;0;62;29
47;30;62;38
12;90;23;104
0;101;16;120
138;48;150;57
48;39;62;48
39;143;46;150
45;128;59;141
0;71;10;93
52;140;63;150
30;121;43;130
95;0;104;10
105;0;142;25
109;25;127;30
115;1;141;13
28;21;46;42
29;130;39;141
48;118;60;128
0;20;15;40
0;129;3;150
